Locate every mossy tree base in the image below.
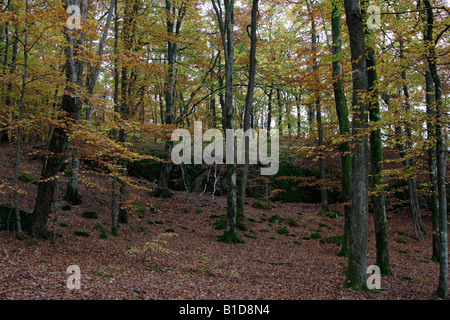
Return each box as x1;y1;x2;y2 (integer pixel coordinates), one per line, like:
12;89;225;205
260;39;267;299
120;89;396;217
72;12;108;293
155;188;173;199
64;185;82;205
437;287;448;299
217;231;244;244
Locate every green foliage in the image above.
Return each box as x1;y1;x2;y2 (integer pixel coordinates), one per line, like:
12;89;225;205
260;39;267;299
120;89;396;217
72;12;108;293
320;235;343;245
81;211;98;219
287;217;300;227
319;210;342;219
277;226;290;235
18;173;35;183
196;208;204;214
132;203;146;218
294;240;302;245
268;214;282;224
311;232;322;239
58;222;69;228
74;231;90;237
396;236;408;244
165;228;175;233
252;200;273;210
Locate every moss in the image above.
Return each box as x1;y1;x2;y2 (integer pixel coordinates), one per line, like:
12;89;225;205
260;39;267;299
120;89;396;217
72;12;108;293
252;200;273;210
277;226;290;235
268;214;282;224
311;232;322;239
74;231;90;237
214;217;227;230
287;218;300;227
294;240;302;245
196;208;204;214
319;210;342;219
18;173;35;183
99;233;108;239
81;211;98;219
59;222;69;228
132;203;146;218
217;231;244;244
156;188;173;199
320;235;343;245
396;236;408;244
243;233;256;239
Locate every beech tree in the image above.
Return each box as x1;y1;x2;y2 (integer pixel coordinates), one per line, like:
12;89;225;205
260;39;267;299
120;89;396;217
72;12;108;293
343;0;370;291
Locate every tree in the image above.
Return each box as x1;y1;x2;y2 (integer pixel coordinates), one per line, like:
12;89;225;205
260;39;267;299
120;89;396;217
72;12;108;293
212;0;241;243
238;0;259;216
331;0;351;257
361;0;392;276
343;0;370;291
423;0;448;300
28;0;88;238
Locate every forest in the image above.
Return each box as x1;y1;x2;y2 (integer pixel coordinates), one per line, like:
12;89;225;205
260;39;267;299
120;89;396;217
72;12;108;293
0;0;449;301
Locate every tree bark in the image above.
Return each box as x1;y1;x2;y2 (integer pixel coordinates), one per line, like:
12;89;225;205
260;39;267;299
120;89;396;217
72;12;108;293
361;0;392;275
29;0;87;238
238;0;258;216
343;0;370;291
423;0;448;300
331;0;351;257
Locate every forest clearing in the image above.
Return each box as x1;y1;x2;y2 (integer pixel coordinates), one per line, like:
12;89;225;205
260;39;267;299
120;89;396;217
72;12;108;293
0;0;449;302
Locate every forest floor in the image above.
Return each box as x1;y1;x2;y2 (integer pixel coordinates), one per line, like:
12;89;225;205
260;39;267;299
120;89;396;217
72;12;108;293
0;143;446;300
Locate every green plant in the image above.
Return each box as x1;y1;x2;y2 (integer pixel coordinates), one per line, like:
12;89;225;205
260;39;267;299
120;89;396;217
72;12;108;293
59;222;69;228
196;208;204;214
18;173;35;183
165;228;175;233
396;236;408;244
81;211;98;219
320;235;343;245
74;231;90;237
268;214;282;224
294;240;302;245
252;200;273;210
277;227;290;235
287;218;300;227
311;232;322;239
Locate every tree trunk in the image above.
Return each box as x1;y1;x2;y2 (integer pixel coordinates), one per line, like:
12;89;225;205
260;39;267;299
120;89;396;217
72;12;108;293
212;0;240;243
29;0;87;238
238;0;258;217
423;0;448;300
331;0;351;257
422;4;440;262
343;0;370;291
362;1;392;275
